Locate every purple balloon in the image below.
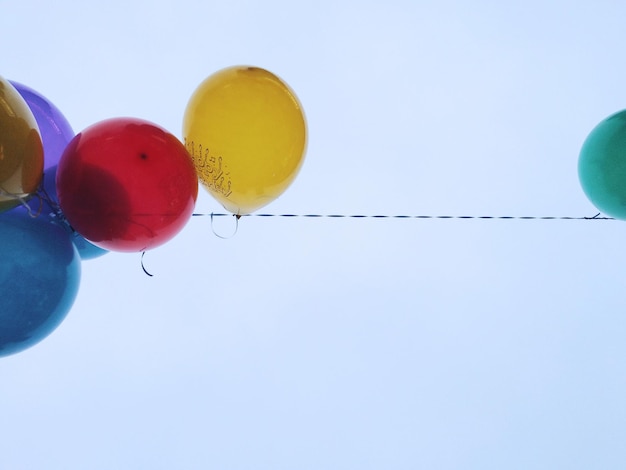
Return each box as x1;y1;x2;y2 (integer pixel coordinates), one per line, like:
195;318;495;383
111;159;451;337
9;81;74;169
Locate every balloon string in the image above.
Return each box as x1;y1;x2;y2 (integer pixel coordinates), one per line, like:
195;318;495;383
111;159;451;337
18;194;43;218
31;173;83;236
0;186;42;218
193;212;614;221
141;251;154;277
194;212;240;239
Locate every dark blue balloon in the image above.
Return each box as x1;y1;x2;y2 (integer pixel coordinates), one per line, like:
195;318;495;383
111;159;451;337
0;211;81;357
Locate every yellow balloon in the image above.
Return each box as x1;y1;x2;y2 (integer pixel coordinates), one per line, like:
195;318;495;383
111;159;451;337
0;77;43;212
183;66;307;215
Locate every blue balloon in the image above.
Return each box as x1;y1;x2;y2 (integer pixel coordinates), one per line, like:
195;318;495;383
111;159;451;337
0;211;81;357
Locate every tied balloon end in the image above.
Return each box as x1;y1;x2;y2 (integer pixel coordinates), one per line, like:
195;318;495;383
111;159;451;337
18;192;44;219
16;171;66;222
583;212;614;220
0;185;45;217
30;172;61;219
209;212;239;239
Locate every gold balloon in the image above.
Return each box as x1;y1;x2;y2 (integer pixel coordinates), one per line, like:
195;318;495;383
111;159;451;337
0;77;43;212
183;66;307;215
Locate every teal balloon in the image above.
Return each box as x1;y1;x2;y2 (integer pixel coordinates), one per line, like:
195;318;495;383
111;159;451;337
0;211;81;358
579;110;626;219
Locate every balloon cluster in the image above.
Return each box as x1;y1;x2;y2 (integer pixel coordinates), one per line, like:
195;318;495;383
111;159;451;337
0;66;307;358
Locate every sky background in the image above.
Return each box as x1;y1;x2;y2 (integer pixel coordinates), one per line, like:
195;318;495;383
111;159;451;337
2;1;626;468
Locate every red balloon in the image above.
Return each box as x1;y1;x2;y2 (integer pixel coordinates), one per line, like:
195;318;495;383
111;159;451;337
56;118;198;252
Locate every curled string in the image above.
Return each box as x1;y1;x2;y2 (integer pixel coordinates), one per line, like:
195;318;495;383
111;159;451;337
192;213;240;239
31;174;83;236
19;194;43;218
0;186;42;218
141;251;154;277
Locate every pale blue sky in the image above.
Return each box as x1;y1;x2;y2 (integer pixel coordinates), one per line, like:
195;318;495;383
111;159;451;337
2;1;626;469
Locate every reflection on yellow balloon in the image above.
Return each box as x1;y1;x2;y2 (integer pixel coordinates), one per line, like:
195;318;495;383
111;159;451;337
0;76;43;212
183;66;307;215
